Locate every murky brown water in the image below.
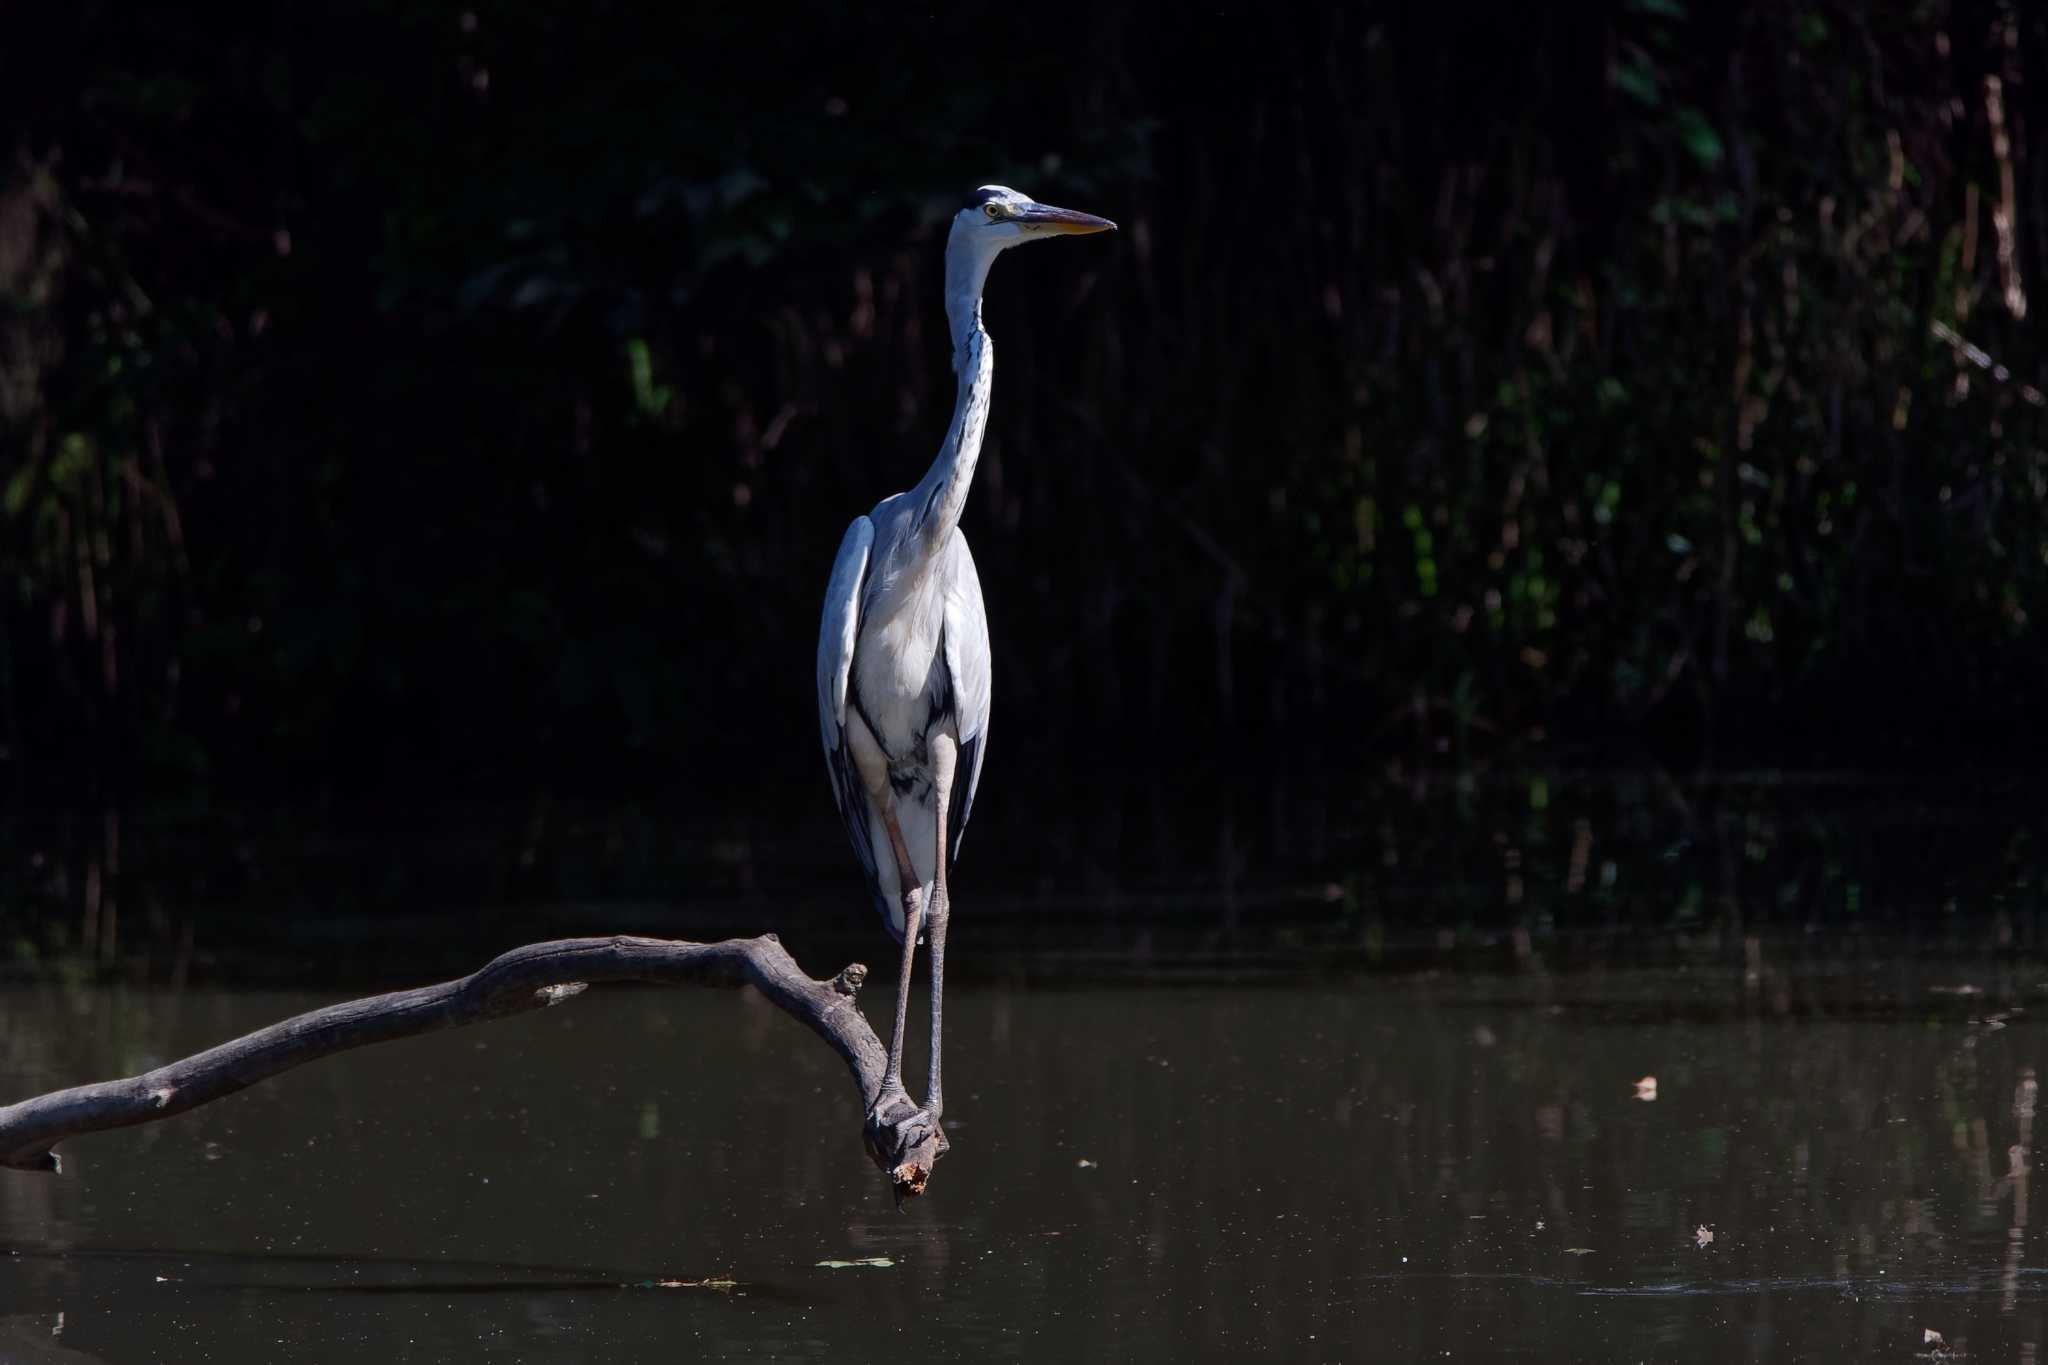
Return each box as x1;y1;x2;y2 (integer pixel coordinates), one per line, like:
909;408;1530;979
4;771;2048;1360
4;955;2048;1361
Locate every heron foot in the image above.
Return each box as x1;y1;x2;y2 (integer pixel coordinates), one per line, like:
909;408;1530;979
866;1082;918;1132
863;1088;947;1203
917;1103;949;1147
864;1088;939;1150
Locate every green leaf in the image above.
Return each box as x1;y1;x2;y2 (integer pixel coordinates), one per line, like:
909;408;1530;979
1613;60;1660;107
50;432;95;488
3;466;33;518
626;337;673;417
1675;107;1724;167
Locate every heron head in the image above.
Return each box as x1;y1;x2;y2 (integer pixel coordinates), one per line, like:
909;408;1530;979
942;185;1113;347
950;185;1117;253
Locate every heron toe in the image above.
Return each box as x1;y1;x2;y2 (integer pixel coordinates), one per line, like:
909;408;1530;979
867;1083;918;1127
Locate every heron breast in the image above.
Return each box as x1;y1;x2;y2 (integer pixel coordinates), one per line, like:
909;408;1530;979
852;596;947;759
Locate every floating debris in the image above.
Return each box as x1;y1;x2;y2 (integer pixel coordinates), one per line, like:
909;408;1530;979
638;1276;738;1291
1076;1158;1099;1169
1695;1225;1715;1249
1633;1076;1658;1102
1563;1247;1595;1256
816;1257;894;1269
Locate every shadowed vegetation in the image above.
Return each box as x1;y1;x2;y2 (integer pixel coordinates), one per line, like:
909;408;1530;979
2;0;2045;793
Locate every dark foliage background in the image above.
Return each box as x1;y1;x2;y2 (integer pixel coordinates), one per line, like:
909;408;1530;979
3;0;2045;794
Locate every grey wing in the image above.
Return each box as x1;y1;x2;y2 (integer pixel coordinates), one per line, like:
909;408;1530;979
941;528;992;859
818;517;880;894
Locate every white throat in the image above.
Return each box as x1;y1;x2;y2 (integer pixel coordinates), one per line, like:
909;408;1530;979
942;223;1003;364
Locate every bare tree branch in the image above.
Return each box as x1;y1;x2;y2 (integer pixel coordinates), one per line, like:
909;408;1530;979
0;934;949;1198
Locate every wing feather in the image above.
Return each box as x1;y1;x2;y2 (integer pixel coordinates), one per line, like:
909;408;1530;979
817;518;881;898
942;528;992;858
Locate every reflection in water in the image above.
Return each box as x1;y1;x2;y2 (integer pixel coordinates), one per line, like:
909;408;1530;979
0;1314;109;1365
5;768;2045;985
5;961;2048;1359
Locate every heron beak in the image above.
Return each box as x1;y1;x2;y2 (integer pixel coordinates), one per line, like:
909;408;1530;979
1014;203;1117;235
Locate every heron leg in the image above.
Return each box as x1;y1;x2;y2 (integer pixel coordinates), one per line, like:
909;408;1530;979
882;897;924;1103
924;733;959;1121
925;883;950;1119
844;707;926;1113
872;797;924;1109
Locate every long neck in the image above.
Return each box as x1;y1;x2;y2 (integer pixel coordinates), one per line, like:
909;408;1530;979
909;234;999;550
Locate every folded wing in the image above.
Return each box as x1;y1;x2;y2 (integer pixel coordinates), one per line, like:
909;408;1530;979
817;517;881;900
942;528;992;858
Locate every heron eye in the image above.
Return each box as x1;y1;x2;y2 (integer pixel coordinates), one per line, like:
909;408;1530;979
983;202;1003;220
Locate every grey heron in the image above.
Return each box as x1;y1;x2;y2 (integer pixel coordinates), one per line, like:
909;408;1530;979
816;185;1115;1162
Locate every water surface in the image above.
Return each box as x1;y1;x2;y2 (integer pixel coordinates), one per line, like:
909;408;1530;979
2;771;2046;1360
3;956;2047;1360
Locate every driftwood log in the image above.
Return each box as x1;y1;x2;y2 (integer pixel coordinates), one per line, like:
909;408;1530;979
0;934;948;1199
